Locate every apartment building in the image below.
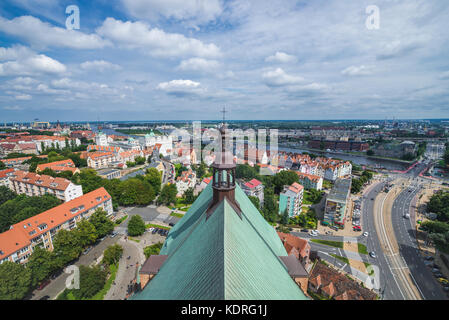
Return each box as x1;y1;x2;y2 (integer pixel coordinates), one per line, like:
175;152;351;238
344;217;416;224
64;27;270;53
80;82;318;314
323;178;352;227
0;168;15;187
0;188;112;265
240;178;264;207
1;155;48;168
176;169;197;197
279;182;304;217
9;170;83;202
36;159;80;174
296;172;323;190
86;152;120;169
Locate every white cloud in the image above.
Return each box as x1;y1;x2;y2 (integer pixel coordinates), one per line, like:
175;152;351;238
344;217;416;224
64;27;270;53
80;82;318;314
262;68;304;87
80;60;122;72
3;105;24;110
121;0;222;26
15;94;32;100
177;58;220;72
0;15;110;50
156;79;204;96
439;71;449;80
0;46;66;76
265;52;297;63
341;65;373;76
96;18;220;58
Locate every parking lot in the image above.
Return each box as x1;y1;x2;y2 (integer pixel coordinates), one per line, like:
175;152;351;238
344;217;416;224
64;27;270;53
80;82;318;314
116;205;180;235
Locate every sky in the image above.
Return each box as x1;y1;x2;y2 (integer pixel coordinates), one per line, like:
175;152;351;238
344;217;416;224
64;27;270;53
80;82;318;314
0;0;449;122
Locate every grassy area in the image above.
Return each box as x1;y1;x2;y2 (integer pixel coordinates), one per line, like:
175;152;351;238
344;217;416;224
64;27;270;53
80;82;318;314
310;239;343;248
364;262;375;276
170;212;184;218
128;237;140;243
330;254;349;264
145;223;171;230
308;290;332;300
56;263;118;300
115;215;128;225
91;263;118;300
358;243;368;255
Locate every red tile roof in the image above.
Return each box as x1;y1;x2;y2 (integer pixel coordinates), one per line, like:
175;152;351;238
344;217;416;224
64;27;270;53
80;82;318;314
277;232;310;260
0;168;15;179
10;170;72;191
0;187;111;261
36;159;75;172
244;178;262;189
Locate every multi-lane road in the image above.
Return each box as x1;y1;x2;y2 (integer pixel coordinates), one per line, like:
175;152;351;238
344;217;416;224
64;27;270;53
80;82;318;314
391;185;446;300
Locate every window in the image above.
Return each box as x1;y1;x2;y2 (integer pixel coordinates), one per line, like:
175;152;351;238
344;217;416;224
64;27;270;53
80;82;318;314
38;224;47;231
29;230;36;236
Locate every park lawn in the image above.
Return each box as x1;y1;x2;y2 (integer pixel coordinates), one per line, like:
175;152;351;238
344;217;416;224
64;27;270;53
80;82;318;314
330;254;349;264
358;243;369;255
128;237;140;243
310;239;344;248
115;215;128;225
302;191;314;205
170;212;184;218
57;263;119;300
91;263;118;300
146;223;171;230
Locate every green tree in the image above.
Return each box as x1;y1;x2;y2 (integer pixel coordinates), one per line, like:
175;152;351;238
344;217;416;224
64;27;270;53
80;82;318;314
0;161;5;169
367;150;375;156
0;261;32;300
52;229;82;266
184;187;195;204
135;156;146;165
262;188;279;223
74;220;97;248
143;242;163;258
158;183;178;205
27;247;56;287
127;215;146;236
102;244;123;265
236;164;259;180
72;265;107;299
281;209;289;225
248;196;260;211
272;170;299;194
0;186;16;206
89;208;114;238
145;168;162;195
118;178;155;206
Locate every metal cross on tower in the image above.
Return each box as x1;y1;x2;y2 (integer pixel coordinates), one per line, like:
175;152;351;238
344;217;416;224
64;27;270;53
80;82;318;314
221;106;227;123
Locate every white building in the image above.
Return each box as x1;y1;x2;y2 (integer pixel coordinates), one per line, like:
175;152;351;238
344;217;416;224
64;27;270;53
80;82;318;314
9;170;83;202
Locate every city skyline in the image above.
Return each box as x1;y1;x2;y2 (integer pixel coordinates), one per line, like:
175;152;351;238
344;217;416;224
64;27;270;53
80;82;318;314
1;1;449;121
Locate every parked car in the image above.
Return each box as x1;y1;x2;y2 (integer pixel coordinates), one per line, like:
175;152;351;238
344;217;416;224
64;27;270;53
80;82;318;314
353;226;362;231
50;270;62;280
37;280;51;290
152;228;157;234
83;247;92;255
369;251;377;259
363;232;369;237
300;229;309;232
110;232;118;238
437;278;449;285
309;230;318;236
169;223;175;227
39;295;50;300
149;227;155;232
403;214;410;219
425;256;434;261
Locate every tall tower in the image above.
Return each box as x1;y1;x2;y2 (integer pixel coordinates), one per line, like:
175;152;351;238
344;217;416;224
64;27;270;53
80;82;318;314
206;113;241;217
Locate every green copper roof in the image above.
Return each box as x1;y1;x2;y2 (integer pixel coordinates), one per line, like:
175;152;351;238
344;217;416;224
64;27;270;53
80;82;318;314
131;184;308;300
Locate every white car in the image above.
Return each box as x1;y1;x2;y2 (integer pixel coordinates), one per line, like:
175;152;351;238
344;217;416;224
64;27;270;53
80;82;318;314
363;232;369;237
309;230;318;236
149;227;155;232
313;230;320;235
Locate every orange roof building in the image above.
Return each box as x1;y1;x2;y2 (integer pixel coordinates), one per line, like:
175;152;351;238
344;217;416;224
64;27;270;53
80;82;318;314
0;187;112;264
9;170;83;202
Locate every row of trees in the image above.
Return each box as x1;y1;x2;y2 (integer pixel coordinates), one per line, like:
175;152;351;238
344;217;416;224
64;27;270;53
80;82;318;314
0;208;114;299
351;170;374;194
421;190;449;253
70;168;162;209
0;187;62;232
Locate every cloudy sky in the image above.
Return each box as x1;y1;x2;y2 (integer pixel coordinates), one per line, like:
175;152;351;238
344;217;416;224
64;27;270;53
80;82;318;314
1;0;449;122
